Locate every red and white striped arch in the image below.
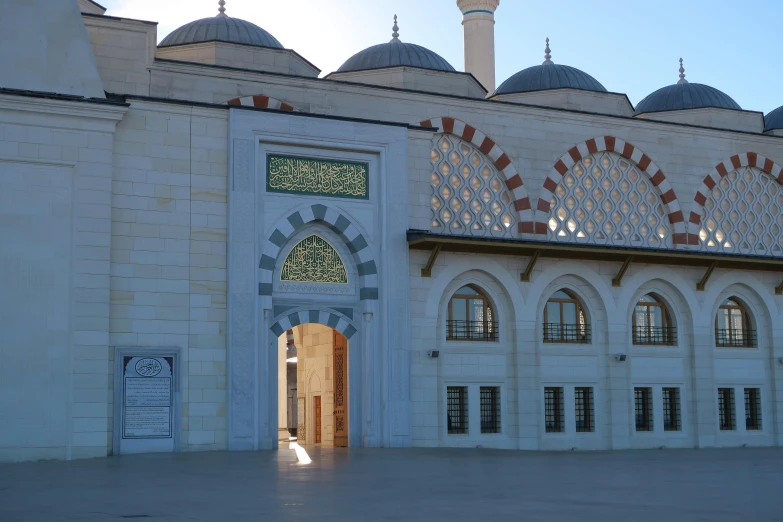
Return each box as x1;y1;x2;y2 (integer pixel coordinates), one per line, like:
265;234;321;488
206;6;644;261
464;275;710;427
419;117;535;233
226;95;298;112
689;152;783;245
537;136;687;243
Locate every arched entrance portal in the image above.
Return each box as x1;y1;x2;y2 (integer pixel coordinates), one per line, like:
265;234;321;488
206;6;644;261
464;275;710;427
276;326;349;447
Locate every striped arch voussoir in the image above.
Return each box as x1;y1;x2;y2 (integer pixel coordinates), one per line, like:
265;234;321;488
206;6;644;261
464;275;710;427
419;117;534;234
258;205;378;301
689;152;783;245
538;136;686;242
227;95;299;112
270;309;358;339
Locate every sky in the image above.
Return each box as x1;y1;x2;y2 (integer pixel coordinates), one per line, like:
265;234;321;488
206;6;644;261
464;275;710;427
99;0;782;113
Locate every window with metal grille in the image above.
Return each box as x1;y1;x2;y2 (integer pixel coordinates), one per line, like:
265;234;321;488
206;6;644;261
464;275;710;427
744;388;762;431
715;298;755;348
718;388;736;431
662;388;681;432
447;387;468;434
480;387;501;434
545;387;564;433
574;387;594;433
543;290;590;344
633;294;676;345
634;387;653;432
447;285;498;341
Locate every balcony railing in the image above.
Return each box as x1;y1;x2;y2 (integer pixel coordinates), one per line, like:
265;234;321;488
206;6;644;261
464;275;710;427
715;328;756;348
543;323;591;344
447;320;498;342
633;326;677;346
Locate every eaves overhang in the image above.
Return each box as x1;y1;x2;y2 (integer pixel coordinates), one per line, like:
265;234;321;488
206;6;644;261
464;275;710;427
407;230;783;286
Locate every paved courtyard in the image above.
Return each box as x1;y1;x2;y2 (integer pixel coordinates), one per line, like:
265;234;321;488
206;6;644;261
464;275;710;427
1;445;781;522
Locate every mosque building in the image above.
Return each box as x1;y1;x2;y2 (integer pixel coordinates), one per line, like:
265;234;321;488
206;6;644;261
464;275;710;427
2;0;783;461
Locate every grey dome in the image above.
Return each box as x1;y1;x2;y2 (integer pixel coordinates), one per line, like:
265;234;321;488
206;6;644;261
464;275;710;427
159;16;283;49
634;83;741;115
494;63;607;96
337;40;455;73
764;105;783;132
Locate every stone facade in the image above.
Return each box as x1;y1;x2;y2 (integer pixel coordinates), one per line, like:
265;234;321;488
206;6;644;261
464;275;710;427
1;0;782;461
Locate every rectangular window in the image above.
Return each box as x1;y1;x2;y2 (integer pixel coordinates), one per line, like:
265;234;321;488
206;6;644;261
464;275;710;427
447;387;468;434
718;388;736;431
744;388;762;431
662;388;681;432
634;387;653;432
544;387;565;433
574;387;594;433
480;387;501;434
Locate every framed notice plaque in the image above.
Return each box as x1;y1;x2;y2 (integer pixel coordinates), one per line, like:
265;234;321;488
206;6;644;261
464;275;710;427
114;347;181;455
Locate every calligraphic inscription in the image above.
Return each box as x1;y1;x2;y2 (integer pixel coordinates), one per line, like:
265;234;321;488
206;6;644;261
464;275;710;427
280;235;348;284
123;377;172;438
135;358;162;377
267;154;369;199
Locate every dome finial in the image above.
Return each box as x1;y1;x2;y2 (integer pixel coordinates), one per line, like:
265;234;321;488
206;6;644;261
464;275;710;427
677;57;688;85
391;15;400;41
217;0;227;17
543;37;553;65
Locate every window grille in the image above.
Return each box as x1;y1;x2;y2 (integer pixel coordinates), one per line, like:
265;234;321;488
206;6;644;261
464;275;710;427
744;388;762;431
480;387;501;434
634;387;653;432
545;387;565;433
543;323;591;343
718;388;736;431
447;387;468;434
574;387;594;433
662;388;681;432
548;152;671;248
633;326;677;345
430;135;516;238
447;320;499;341
699;166;783;255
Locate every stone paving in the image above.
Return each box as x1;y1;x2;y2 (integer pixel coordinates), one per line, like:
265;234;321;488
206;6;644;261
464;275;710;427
1;445;782;522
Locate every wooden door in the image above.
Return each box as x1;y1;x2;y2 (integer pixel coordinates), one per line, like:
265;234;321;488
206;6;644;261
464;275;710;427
333;331;348;447
314;396;322;444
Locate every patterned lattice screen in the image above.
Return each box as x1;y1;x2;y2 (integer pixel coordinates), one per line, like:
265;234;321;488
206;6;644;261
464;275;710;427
548;152;671;248
430;135;516;238
699;167;783;255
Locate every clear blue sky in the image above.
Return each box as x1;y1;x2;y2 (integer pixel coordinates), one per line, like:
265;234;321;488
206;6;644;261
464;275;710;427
101;0;782;113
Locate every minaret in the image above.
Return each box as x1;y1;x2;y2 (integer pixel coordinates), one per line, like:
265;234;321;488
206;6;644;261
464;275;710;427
456;0;500;93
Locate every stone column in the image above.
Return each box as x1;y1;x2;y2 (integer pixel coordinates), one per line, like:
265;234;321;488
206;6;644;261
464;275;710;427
277;334;288;438
606;326;631;449
456;0;500;93
691;326;716;447
516;321;538;450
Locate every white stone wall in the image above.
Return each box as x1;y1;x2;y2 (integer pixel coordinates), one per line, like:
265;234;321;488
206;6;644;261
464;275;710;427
110;101;229;452
410;250;783;450
0;94;125;462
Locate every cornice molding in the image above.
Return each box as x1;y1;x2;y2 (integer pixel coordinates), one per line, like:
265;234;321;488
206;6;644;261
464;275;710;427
456;0;500;14
0;93;127;131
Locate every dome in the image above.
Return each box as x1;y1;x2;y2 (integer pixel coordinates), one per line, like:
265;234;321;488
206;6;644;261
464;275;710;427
493;39;607;96
159;5;283;50
634;59;741;115
336;16;455;73
764;105;783;132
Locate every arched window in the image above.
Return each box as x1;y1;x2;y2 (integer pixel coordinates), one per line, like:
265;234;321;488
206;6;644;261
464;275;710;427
715;298;755;348
543;290;589;343
430;135;516;238
447;285;496;341
633;294;676;345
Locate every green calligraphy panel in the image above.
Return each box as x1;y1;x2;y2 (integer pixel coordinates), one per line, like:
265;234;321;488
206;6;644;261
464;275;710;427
267;154;369;199
280;235;348;284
